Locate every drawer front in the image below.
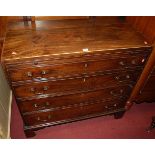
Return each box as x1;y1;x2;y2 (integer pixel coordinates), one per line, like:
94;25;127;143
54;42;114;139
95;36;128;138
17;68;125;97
13;71;138;99
23;99;125;126
8;55;146;83
18;85;132;113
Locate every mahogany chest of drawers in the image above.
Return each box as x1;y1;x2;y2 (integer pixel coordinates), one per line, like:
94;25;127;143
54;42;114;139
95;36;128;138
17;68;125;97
1;18;152;137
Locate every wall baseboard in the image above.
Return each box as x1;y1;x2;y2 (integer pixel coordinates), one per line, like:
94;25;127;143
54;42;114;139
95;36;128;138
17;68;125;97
7;91;12;139
0;91;12;139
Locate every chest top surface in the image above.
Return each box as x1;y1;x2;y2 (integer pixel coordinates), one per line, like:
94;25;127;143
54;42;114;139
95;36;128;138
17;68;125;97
1;18;151;62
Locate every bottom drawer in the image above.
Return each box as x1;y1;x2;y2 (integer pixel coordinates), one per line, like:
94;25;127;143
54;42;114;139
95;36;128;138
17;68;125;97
23;99;125;126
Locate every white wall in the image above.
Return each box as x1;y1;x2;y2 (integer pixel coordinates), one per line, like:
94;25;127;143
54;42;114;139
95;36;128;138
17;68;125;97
0;65;12;138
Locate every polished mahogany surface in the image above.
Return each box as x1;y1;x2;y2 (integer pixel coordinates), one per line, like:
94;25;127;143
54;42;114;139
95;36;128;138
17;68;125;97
2;18;150;62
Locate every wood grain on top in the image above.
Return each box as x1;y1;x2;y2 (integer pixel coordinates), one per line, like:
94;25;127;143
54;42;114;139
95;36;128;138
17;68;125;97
2;18;150;61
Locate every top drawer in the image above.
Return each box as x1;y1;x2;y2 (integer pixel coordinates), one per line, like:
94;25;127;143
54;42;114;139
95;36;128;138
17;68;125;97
7;55;147;83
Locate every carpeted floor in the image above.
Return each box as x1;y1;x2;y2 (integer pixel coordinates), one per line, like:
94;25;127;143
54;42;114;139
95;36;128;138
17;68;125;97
10;98;155;139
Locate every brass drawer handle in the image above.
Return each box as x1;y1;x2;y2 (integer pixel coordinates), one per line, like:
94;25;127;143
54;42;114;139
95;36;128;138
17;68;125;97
115;75;130;80
115;76;120;80
43;86;49;91
30;86;48;95
36;114;52;122
30;88;43;95
131;60;136;65
110;91;115;96
45;102;50;106
104;105;115;110
27;72;33;77
41;70;47;75
126;75;130;79
119;61;125;66
48;114;52;120
33;61;38;65
30;87;35;92
34;103;38;108
113;104;117;107
37;116;40;121
104;106;108;109
120;89;124;93
33;102;50;109
110;89;124;96
34;102;50;109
